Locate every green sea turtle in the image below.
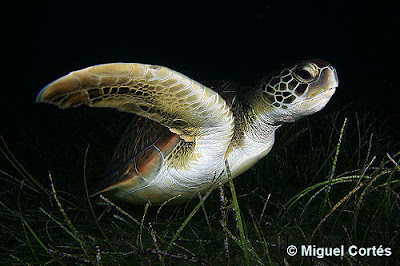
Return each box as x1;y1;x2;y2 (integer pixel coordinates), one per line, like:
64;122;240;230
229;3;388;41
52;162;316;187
37;60;338;205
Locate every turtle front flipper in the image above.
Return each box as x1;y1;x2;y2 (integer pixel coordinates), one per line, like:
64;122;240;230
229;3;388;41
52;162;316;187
37;63;234;144
37;64;235;198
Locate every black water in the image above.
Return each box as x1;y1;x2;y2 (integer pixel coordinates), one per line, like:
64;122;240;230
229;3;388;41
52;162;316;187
2;0;399;188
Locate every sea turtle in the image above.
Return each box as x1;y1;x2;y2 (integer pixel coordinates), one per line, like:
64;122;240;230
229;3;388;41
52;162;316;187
37;60;338;205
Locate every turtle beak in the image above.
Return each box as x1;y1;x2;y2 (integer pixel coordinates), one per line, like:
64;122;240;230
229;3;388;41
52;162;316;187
306;65;338;99
296;65;338;114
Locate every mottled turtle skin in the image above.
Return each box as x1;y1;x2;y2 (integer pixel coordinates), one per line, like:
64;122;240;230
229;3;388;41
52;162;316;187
37;60;338;205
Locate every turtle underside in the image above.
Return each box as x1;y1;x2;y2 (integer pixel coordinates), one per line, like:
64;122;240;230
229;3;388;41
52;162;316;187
99;81;240;202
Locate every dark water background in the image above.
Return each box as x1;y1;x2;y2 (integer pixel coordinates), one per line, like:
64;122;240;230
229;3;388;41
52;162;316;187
1;1;398;188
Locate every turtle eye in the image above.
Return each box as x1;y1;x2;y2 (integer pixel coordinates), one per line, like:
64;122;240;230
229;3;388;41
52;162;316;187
297;69;313;80
294;63;318;81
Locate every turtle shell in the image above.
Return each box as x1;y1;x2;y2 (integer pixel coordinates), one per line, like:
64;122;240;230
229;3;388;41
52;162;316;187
97;81;238;202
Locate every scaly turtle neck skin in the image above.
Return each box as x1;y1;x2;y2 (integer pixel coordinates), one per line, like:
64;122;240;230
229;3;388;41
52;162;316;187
36;60;338;205
223;60;338;182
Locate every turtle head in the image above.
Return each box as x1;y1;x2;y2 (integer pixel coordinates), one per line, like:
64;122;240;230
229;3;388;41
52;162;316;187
259;59;338;124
